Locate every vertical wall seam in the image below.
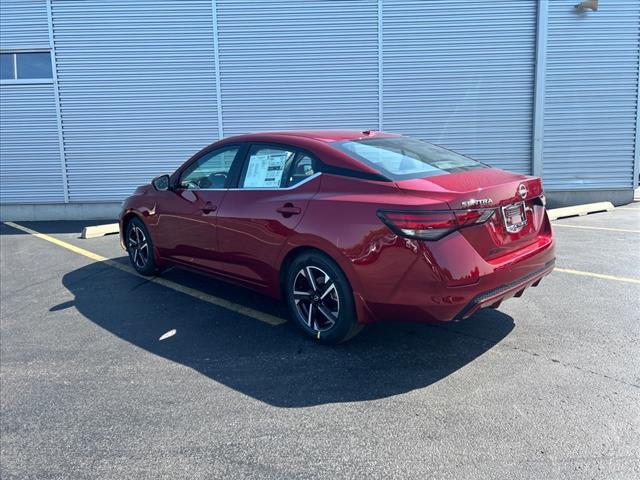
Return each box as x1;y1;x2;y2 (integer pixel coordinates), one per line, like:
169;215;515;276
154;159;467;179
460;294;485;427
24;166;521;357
46;0;69;203
532;0;548;179
211;0;224;139
634;44;639;189
377;0;383;131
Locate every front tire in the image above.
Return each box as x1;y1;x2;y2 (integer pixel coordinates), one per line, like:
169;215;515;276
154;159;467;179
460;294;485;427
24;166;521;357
285;252;363;344
125;217;157;276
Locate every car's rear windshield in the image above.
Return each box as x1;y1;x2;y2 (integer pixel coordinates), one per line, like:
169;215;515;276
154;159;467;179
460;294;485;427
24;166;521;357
331;136;487;181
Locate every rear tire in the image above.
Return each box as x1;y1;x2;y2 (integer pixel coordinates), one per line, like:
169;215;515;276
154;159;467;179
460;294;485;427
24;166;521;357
285;252;363;344
125;217;157;276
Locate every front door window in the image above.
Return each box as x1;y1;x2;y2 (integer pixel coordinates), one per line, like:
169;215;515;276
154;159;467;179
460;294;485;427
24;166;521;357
179;146;239;190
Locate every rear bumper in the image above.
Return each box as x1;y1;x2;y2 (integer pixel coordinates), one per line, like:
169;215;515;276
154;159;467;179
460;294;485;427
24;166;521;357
453;259;555;320
354;231;555;324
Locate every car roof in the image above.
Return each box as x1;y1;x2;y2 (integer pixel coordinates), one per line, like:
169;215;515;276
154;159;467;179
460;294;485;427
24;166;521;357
209;130;401;179
235;130;400;143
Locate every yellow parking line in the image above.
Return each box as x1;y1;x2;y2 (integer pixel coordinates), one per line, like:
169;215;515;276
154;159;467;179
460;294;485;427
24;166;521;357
3;221;287;326
615;207;640;211
6;220;638;320
555;268;640;285
552;224;640;233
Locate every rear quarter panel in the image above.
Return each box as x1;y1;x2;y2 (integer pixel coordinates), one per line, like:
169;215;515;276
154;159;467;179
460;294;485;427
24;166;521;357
279;174;448;304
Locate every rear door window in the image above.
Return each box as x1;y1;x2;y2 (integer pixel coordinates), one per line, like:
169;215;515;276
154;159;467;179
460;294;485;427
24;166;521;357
285;154;316;187
240;146;296;189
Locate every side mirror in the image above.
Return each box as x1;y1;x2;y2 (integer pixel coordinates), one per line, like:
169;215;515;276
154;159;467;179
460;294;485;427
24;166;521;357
152;174;171;191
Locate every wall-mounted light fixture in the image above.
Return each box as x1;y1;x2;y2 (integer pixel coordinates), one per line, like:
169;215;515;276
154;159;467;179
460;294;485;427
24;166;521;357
575;0;598;11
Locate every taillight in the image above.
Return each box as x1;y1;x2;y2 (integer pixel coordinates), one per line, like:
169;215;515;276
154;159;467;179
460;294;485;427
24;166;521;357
377;209;495;240
532;193;546;208
454;209;496;225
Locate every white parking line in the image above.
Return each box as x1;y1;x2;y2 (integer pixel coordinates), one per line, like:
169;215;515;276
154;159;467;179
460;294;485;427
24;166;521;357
555;268;640;285
3;221;287;326
552;224;640;234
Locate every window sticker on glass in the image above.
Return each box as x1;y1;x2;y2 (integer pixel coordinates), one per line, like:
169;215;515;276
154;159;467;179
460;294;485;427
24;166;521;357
244;150;293;188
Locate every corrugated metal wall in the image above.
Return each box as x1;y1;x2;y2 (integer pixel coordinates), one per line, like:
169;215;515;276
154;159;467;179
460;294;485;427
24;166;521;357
543;0;640;190
0;0;65;204
382;0;537;174
216;0;379;136
1;0;639;207
0;84;66;203
0;0;49;49
50;0;220;201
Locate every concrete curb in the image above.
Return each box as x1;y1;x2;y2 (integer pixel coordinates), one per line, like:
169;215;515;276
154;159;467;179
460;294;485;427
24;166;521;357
81;223;120;239
547;201;614;221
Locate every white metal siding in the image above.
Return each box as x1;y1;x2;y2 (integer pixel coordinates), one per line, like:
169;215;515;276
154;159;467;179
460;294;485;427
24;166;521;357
50;0;220;201
216;0;379;136
0;0;49;49
2;0;639;208
543;0;640;190
0;0;64;204
382;0;537;174
0;85;65;203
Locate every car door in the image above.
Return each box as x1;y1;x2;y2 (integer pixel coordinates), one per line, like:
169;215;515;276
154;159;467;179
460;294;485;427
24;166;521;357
154;144;243;271
215;144;321;288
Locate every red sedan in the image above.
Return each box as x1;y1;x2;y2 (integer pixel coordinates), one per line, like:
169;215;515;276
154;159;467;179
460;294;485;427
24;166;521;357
120;131;555;343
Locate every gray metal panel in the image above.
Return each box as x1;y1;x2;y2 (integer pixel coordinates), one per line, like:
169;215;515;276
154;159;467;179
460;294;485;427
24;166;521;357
216;0;379;136
51;0;219;201
0;0;50;49
543;0;640;190
0;84;65;203
382;0;537;174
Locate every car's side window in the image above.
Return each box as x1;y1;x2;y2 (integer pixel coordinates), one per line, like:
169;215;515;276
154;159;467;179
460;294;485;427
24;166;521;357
179;146;239;190
286;154;316;187
240;146;296;189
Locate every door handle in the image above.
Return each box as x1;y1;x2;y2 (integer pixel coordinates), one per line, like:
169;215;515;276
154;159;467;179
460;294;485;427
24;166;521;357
276;203;302;217
200;202;217;214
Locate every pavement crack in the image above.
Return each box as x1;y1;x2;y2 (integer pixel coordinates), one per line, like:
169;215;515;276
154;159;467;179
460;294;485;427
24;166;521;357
128;275;157;292
427;324;640;390
500;341;640;390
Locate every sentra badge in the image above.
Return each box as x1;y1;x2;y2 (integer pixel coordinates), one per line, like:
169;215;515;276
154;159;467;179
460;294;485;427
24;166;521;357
461;198;493;208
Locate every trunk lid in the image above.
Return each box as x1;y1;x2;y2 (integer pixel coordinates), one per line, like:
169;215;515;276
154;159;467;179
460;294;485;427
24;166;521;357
395;168;548;260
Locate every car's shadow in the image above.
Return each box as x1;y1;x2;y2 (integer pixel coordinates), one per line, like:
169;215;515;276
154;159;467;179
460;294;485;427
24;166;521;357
60;260;514;408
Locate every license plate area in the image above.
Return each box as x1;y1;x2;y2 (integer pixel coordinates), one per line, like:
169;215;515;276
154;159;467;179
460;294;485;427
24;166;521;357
501;202;527;233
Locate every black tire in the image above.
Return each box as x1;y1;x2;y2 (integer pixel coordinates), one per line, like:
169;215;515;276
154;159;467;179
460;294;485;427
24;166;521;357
125;217;157;276
285;251;364;344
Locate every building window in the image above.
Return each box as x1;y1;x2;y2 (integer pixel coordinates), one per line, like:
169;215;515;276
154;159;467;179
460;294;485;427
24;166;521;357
0;52;53;81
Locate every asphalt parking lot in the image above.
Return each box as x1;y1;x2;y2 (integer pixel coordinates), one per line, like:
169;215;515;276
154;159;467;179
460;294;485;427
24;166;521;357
1;205;639;479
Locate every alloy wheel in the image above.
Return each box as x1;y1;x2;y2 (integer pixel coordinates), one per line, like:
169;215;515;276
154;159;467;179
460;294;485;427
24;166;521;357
292;265;340;332
127;225;149;269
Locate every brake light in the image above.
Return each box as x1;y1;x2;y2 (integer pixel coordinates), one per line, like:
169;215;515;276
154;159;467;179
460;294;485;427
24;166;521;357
454;209;495;225
377;209;495;240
